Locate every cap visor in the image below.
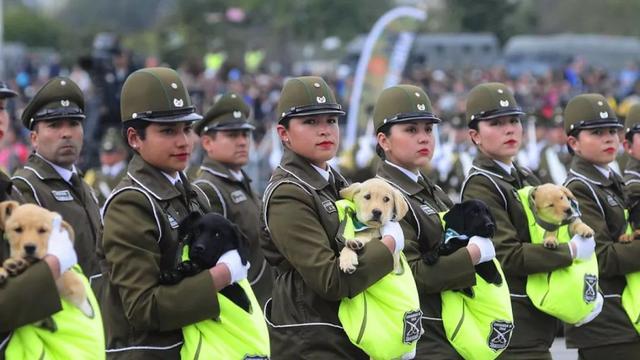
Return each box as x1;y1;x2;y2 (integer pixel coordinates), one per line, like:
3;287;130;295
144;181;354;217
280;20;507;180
142;112;203;123
388;115;441;125
477;109;526;121
0;89;18;99
578;121;623;129
286;108;345;118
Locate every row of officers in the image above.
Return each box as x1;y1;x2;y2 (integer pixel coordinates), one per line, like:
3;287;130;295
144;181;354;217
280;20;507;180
0;66;639;359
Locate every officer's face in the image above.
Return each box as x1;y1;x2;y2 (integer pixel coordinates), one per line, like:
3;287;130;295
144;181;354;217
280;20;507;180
31;118;84;169
624;133;640;160
377;121;435;172
128;121;194;176
201;129;251;171
568;127;620;167
469;116;522;164
0;99;8;140
277;114;339;168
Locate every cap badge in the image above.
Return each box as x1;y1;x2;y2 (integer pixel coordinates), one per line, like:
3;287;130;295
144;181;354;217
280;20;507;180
170;83;178;89
60;99;70;107
600;111;608;119
233;111;242;119
316;96;326;104
313;82;321;88
499;100;509;107
497;89;504;94
417;104;426;111
60;80;66;86
173;98;184;107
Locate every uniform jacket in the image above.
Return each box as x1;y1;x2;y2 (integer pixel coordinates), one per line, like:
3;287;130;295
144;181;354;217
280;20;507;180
12;154;103;290
623;156;640;230
99;154;220;359
260;148;394;359
0;171;61;360
194;158;272;306
564;156;640;348
461;152;572;357
377;161;475;360
84;161;128;206
536;144;571;185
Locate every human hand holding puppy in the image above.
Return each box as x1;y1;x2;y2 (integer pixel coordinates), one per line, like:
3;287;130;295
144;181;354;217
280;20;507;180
467;236;495;265
216;250;249;285
381;220;404;254
45;214;77;277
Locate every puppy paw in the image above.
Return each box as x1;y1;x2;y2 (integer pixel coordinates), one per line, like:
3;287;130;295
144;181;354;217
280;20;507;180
346;238;364;251
619;234;634;243
339;248;358;274
574;223;595;238
543;237;558;249
3;258;28;276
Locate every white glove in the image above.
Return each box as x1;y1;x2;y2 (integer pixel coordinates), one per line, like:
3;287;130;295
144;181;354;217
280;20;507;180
216;250;249;284
468;236;496;264
46;214;77;274
575;292;603;327
381;220;404;254
569;234;595;261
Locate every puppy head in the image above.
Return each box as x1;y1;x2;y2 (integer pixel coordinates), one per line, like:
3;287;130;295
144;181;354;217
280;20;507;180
186;213;250;268
443;199;496;238
531;184;575;225
0;201;74;260
340;178;408;228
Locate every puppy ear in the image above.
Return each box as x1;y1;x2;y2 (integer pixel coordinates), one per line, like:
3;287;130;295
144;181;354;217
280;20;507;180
392;188;409;221
443;202;465;230
61;220;75;244
0;201;20;230
560;186;577;201
530;186;537;200
339;182;361;200
178;212;201;243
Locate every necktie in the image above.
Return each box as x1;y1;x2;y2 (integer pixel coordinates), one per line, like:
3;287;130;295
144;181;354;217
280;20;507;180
510;168;523;188
175;180;188;204
328;171;339;197
69;173;85;202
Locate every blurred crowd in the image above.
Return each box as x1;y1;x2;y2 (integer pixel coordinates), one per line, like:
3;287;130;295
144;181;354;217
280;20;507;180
3;49;640;196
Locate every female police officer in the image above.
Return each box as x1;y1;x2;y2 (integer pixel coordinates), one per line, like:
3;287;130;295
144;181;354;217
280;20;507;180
99;67;249;359
260;76;403;359
373;84;495;359
460;83;585;359
563;94;640;359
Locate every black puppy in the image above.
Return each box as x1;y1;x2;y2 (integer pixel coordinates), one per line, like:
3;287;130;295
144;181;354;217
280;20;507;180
159;212;252;312
424;199;500;297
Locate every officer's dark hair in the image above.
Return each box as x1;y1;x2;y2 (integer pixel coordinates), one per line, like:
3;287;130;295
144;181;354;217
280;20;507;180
280;117;292;129
375;124;392;160
626;130;637;143
566;128;582;155
122;119;150;147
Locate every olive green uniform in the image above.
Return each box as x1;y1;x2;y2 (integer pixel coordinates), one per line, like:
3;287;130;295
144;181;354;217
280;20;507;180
536;143;571;185
378;161;475;359
13;154;103;291
84;161;127;206
461;152;574;359
0;171;62;360
194;158;272;305
100;154;220;359
624;157;640;230
564;156;640;356
260;149;394;359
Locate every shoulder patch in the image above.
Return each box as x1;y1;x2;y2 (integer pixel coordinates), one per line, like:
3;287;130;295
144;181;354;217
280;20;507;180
52;189;74;202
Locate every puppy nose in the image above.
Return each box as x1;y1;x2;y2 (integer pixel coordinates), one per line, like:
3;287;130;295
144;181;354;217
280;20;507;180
371;209;382;219
192;244;205;254
24;244;36;255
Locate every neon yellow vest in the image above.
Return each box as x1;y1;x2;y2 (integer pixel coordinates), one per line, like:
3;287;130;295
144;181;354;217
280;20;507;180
621;210;640;334
336;199;422;360
517;186;600;324
5;265;105;360
438;212;514;360
179;246;270;360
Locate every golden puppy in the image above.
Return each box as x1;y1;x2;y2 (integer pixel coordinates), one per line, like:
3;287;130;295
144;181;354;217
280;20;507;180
530;184;594;248
338;178;408;274
0;201;90;316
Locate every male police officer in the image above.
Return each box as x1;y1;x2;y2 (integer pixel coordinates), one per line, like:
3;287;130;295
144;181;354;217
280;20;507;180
12;77;103;292
193;92;272;306
84;127;129;206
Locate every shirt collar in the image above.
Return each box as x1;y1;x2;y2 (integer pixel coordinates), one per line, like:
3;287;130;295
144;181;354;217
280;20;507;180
310;163;331;181
229;169;244;181
35;153;76;183
493;159;513;174
384;160;420;183
593;164;611;178
102;161;127;178
161;171;181;185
